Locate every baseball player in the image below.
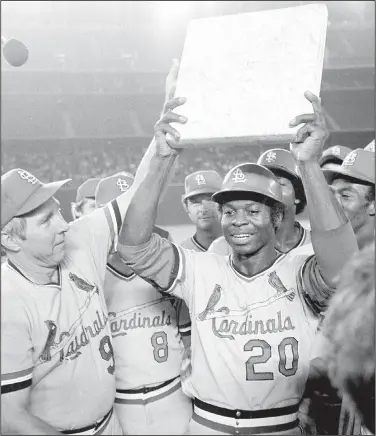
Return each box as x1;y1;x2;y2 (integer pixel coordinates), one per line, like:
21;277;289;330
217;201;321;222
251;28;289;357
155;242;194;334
95;172;192;435
304;147;375;434
116;92;358;435
209;149;310;256
70;177;100;220
179;170;223;252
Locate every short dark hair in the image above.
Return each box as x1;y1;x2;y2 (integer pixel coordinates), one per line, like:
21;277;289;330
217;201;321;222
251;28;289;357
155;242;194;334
365;185;375;203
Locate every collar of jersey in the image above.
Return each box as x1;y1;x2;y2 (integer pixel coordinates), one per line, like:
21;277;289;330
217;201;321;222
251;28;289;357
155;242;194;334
191;234;207;252
106;263;135;281
229;252;286;282
7;259;62;287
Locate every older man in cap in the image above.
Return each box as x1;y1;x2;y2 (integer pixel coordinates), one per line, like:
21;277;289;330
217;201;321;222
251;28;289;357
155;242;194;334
116;91;358;435
71;177;100;220
179;170;223;252
0;123;177;436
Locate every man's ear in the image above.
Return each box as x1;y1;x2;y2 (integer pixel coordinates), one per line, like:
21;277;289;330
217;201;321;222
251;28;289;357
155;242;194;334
367;200;375;217
181;196;188;213
1;231;21;253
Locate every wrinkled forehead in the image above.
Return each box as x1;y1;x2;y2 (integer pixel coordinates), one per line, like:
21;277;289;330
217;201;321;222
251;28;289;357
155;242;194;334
188;193;215;202
223;195;270;210
330;176;372;195
24;196;60;218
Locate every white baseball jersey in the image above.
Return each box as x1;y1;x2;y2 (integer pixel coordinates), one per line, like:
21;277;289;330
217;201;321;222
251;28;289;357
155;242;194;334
104;264;191;393
180;234;207;252
1;201;122;432
119;234;335;412
208;222;311;256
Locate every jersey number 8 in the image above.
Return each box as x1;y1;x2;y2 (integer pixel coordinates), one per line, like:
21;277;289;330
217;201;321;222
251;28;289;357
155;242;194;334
151;331;169;363
244;337;298;380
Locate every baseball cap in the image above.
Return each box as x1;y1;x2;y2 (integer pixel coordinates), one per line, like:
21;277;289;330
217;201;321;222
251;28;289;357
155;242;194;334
75;178;101;203
257;148;300;180
95;172;135;207
323;149;375;185
364;139;375;152
1;168;71;228
319;145;352;167
182;170;222;201
212;163;285;206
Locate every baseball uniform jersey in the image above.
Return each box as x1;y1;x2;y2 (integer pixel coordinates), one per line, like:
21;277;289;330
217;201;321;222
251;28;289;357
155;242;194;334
208;222;311;256
180;234;207;252
119;234;335;434
1;201;123;434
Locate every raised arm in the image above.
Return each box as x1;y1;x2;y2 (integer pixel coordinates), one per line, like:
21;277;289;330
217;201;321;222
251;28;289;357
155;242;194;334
119;96;186;247
290;91;358;288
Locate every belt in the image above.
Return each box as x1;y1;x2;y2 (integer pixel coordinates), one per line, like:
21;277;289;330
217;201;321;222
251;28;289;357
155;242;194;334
115;376;181;405
193;398;299;435
61;408;113;435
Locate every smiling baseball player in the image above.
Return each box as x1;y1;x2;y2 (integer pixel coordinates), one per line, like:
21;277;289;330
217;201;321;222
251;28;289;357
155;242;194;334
95;172;192;435
116;92;358;435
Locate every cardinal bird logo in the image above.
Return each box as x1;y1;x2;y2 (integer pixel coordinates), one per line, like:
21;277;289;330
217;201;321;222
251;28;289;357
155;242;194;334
268;271;295;301
39;320;58;362
69;273;98;294
197;284;230;321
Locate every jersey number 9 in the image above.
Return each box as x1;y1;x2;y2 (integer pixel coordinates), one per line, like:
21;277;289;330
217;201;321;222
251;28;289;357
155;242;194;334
99;335;115;375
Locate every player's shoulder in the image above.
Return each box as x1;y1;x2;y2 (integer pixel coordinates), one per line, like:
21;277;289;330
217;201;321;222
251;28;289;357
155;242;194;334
179;244;229;268
277;249;311;271
1;263;31;311
152;225;171;240
208;236;230;254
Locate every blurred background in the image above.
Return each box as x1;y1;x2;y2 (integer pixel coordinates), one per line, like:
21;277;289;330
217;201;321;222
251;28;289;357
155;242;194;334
1;1;375;239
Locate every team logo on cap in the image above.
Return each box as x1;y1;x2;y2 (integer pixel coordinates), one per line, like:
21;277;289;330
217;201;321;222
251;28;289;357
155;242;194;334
116;178;130;192
232;168;247;183
195;174;206;186
265;151;277;163
331;146;341;156
17;170;40;185
343;151;357;167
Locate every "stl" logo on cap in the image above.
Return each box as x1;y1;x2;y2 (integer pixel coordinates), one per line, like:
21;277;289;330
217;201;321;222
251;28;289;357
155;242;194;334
17;170;40;185
195;174;206;186
232;168;247;183
116;178;130;192
265;151;277;163
343;152;357;167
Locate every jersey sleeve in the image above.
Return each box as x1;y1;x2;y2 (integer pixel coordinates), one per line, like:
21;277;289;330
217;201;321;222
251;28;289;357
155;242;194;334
117;233;196;309
297;255;336;315
70;199;122;270
174;299;192;337
1;293;33;395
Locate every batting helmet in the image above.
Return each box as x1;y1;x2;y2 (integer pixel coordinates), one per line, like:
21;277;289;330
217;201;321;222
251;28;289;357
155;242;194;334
319;145;352;167
257;148;306;214
212;163;286;206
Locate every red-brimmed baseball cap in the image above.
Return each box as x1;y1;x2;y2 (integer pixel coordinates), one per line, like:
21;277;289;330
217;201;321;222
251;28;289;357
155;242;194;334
1;168;71;228
75;178;101;203
212;163;285;206
257;148;300;180
95;172;134;207
323;149;375;185
319;145;352;167
182;170;222;201
364;140;375;152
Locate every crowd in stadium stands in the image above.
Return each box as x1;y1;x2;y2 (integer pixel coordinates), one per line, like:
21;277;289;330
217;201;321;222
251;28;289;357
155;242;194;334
1;144;262;185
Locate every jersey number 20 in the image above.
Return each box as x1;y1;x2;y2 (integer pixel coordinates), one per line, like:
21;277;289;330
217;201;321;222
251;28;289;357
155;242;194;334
244;337;298;380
